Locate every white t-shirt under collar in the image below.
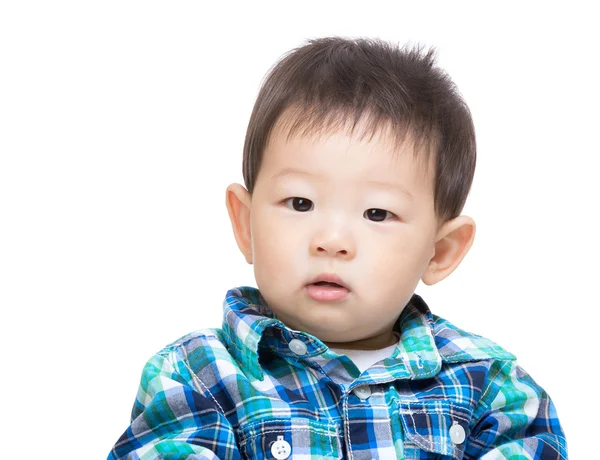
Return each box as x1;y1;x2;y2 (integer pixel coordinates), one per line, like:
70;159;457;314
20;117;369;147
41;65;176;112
329;332;400;373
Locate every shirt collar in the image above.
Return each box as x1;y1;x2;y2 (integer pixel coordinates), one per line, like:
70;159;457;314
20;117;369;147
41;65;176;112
390;293;442;379
220;286;514;381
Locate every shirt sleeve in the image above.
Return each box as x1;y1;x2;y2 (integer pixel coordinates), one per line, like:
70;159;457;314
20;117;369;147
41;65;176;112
465;359;567;459
108;350;241;460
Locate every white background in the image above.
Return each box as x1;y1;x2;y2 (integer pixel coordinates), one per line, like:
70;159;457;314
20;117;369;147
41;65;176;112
1;1;596;458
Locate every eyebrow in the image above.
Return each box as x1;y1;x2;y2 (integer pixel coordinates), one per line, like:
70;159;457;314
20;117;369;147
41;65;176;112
271;167;414;200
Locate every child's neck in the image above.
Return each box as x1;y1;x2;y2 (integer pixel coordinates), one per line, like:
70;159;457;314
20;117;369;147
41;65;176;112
324;331;399;351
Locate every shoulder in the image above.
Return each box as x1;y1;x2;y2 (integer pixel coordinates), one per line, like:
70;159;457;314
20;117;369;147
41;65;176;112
163;327;227;352
431;314;516;363
146;328;236;377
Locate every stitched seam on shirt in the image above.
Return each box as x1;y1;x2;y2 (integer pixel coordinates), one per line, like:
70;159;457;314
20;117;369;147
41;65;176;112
401;409;469;424
343;396;355;460
398;401;471;459
399;348;416;379
408;412;454;457
240;427;337;443
170;347;228;418
398;400;472;419
403;403;455;457
223;333;251;362
442;350;512;362
239;426;339;460
243;418;336;432
194;374;226;417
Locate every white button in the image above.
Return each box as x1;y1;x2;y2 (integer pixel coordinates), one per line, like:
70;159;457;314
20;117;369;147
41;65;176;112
449;422;465;444
353;385;372;400
271;435;292;459
289;339;307;356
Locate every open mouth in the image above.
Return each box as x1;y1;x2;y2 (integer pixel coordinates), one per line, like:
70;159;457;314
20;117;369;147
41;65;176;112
312;281;344;288
306;280;349;301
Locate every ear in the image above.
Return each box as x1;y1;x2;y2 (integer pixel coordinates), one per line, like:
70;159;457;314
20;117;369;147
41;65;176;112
225;183;253;264
421;215;476;285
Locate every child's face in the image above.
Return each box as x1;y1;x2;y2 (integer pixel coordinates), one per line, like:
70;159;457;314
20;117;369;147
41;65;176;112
241;121;444;350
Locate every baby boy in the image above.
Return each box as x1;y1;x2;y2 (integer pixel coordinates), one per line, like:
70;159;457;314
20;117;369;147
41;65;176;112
109;37;567;459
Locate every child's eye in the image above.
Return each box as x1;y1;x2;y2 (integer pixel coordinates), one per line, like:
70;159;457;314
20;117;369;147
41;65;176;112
283;197;314;212
283;199;395;221
364;208;396;222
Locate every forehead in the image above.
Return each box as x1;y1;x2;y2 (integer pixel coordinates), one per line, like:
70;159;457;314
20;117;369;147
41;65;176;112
262;113;434;191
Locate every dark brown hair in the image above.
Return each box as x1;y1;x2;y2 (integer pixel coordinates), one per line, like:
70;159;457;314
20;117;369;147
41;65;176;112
242;36;476;223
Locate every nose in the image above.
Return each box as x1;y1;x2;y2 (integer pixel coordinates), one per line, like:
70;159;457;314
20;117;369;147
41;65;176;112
309;227;356;259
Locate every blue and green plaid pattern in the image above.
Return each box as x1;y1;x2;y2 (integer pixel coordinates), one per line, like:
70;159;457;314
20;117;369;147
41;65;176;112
109;286;567;459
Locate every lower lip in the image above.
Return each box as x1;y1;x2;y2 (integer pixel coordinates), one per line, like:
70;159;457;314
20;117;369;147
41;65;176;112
306;284;349;301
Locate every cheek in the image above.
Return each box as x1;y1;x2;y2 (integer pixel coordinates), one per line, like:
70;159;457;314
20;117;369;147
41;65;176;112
366;230;433;283
251;210;304;279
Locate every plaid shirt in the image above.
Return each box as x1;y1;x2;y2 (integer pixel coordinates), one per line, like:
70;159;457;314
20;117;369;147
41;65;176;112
109;286;567;459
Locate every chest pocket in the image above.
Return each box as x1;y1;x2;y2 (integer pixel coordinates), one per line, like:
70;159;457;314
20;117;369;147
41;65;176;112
238;417;342;460
398;400;472;460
